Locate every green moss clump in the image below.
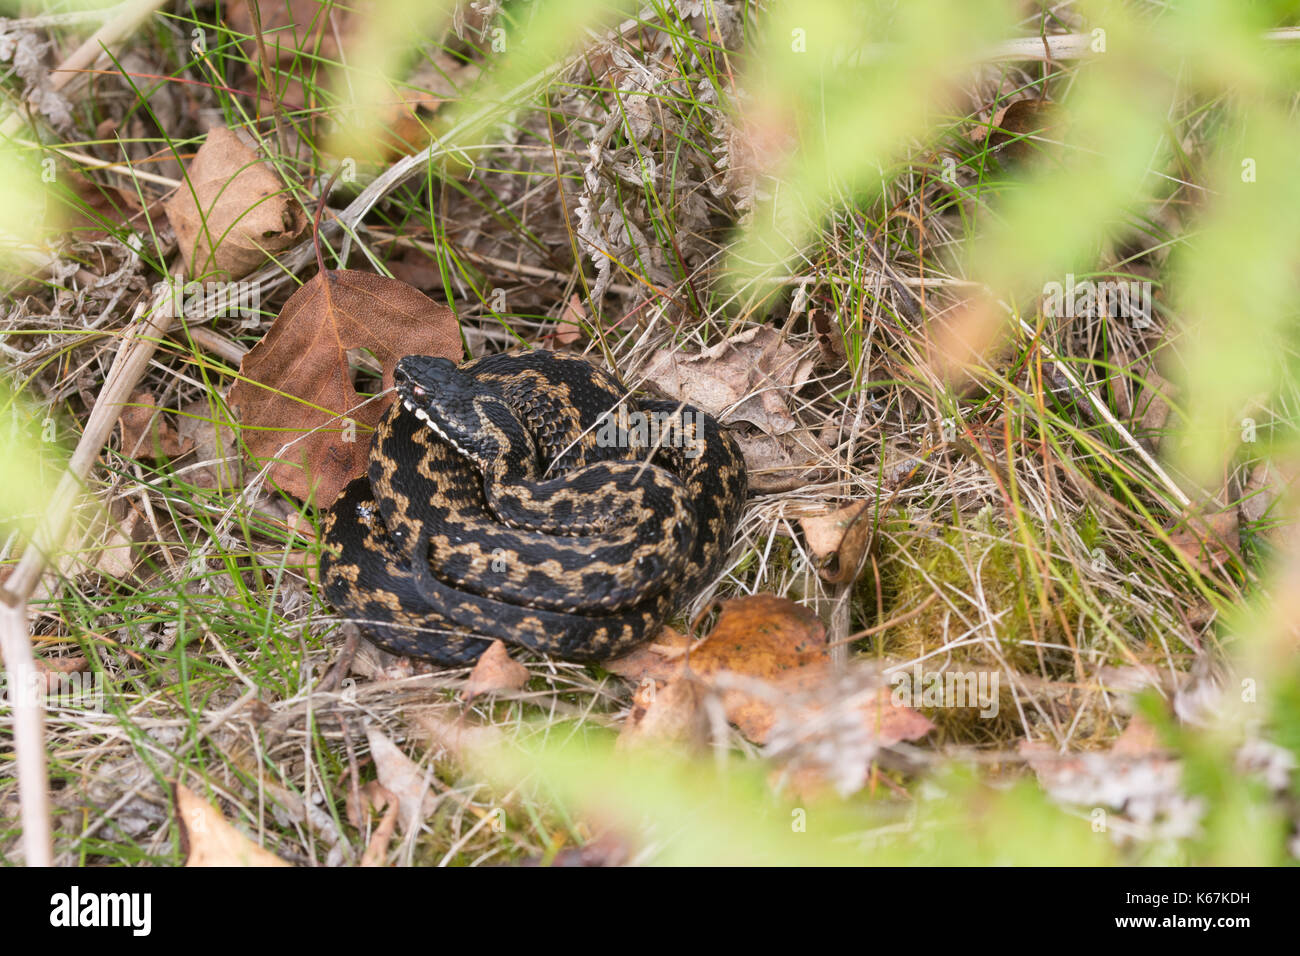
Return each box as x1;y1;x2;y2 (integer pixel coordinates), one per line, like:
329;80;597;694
861;507;1086;741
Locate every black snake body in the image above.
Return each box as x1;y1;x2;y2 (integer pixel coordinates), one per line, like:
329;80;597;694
320;349;747;665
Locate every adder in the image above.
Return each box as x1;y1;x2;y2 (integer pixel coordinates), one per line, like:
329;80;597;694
319;349;747;665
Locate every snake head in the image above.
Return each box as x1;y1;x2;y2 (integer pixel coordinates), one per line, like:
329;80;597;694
394;355;536;476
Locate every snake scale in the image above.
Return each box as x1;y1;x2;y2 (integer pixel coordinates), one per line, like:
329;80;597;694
320;349;747;665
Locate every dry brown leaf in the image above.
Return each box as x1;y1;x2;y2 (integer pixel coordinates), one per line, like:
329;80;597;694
617;677;710;752
414;711;506;762
62;169;147;241
603;626;692;684
1133;367;1176;447
609;597;930;754
810;308;846;365
364;727;439;835
733;429;833;493
1168;510;1240;577
177;395;244;491
175;783;292;866
119;389;191;459
643;327;813;435
164;127;307;279
799;500;874;584
1239;461;1300;547
767;682;935;799
987;98;1062;164
226;0;353;109
228;2;470;155
461;640;530;701
229;269;461;502
552;293;586;347
1113;714;1163;756
386;249;444;291
610;595;826;743
34;655;89;676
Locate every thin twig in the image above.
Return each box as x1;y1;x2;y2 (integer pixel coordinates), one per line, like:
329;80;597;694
5;284;175;604
0;604;51;865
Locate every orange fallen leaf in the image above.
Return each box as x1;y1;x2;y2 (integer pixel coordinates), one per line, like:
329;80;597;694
610;596;827;744
164;127;307;279
552;294;586;347
462;640;530;701
609;596;931;773
610;595;825;743
229;269;461;502
926;295;1008;393
175;783;292;866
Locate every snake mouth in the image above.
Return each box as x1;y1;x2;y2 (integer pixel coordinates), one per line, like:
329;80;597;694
401;398;475;462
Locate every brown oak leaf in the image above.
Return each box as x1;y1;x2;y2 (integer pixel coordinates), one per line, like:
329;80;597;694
228;269;461;503
164;127;307;279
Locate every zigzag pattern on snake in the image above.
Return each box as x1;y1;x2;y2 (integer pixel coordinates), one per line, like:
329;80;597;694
319;349;747;665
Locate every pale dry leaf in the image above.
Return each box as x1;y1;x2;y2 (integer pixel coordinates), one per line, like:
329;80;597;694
364;727;439;835
357;781;401;867
733;429;833;493
175;783;292;866
1239;461;1300;546
799;500;874;584
1168;510;1240;577
413;711;506;763
643;326;814;435
177;396;244;491
766;678;934;798
616;676;710;752
164;127;307;279
926;296;1007;394
94;514;141;579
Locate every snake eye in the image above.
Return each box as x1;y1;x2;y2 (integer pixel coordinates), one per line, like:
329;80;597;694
411;385;427;398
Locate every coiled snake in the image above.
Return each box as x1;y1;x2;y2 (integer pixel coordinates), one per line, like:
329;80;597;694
320;350;747;665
